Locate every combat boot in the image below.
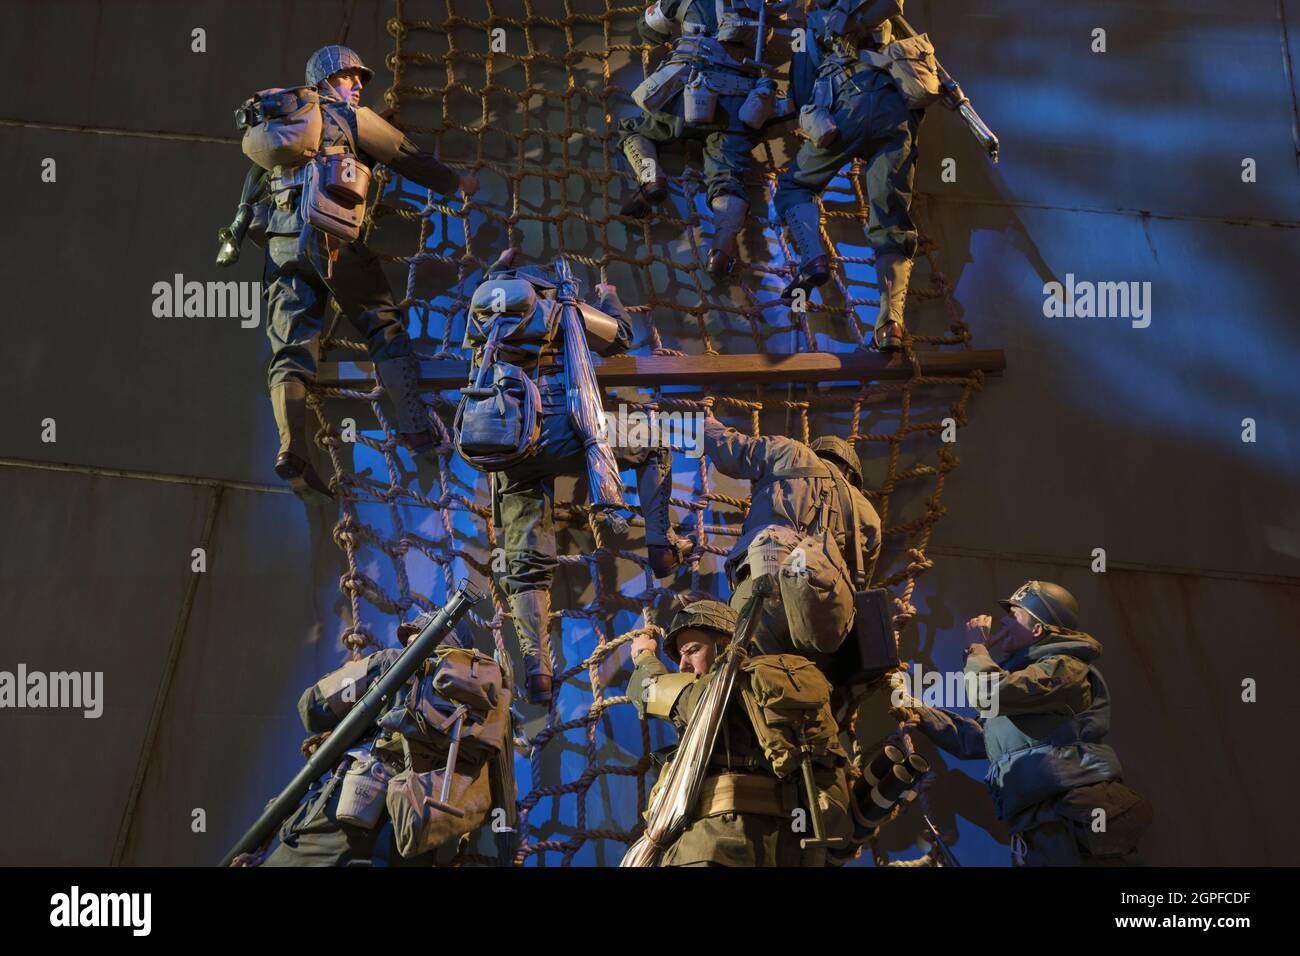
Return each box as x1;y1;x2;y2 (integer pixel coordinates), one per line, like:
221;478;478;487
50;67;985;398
872;253;913;352
270;381;334;503
638;448;691;578
706;194;748;279
509;589;555;705
374;355;437;458
780;201;830;300
619;134;668;219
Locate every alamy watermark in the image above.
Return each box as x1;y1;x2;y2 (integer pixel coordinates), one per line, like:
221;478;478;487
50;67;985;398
891;662;1000;717
1043;273;1151;329
152;273;261;328
50;886;150;936
602;405;704;458
0;664;103;718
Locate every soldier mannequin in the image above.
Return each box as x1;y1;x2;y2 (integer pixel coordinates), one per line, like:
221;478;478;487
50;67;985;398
628;599;854;866
900;581;1152;866
259;613;477;867
617;1;783;278
774;0;921;351
228;45;480;501
467;252;688;705
702;409;882;666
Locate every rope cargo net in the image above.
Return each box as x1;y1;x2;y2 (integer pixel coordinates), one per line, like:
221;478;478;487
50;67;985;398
305;0;985;865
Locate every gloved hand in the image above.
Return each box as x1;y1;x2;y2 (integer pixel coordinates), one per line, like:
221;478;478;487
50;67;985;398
216;227;240;267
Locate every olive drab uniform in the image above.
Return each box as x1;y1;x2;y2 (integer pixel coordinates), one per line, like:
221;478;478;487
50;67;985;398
261;624;510;866
629;600;854;866
774;0;923;351
458;261;682;705
702;417;882;668
913;628;1153;866
247;45;466;500
617;0;787;278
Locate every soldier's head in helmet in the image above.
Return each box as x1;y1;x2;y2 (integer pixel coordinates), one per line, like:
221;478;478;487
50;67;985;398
325;68;367;106
971;580;1081;662
809;435;864;490
306;45;375;107
632;598;738;675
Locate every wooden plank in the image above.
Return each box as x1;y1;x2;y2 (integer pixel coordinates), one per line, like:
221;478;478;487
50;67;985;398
315;349;1005;391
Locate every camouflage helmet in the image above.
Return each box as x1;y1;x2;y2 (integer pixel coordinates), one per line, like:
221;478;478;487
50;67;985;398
809;435;863;489
998;581;1080;633
306;45;375;89
664;599;737;659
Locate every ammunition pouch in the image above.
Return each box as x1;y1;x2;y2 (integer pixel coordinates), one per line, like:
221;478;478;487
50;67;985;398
632;60;692;113
737;653;847;778
302;149;368;241
321;151;372;207
799;75;839;148
863;34;944;111
238;87;322;171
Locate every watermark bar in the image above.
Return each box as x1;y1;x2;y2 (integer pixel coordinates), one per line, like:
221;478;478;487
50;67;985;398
317;349;1007;390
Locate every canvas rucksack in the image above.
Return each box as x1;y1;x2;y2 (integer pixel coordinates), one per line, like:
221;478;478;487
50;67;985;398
237;86;323;171
736;653;847;778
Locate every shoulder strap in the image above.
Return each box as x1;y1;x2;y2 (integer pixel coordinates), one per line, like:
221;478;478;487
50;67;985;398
822;461;866;589
320;102;360;157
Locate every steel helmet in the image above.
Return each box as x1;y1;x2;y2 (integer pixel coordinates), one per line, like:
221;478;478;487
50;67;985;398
809;435;864;489
663;599;737;659
306;45;375;89
998;581;1080;632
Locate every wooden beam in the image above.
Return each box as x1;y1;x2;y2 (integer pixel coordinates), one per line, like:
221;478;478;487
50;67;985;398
317;349;1005;390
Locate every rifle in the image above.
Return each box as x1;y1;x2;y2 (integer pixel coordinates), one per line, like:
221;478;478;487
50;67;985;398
219;580;482;866
555;257;627;512
892;15;1000;164
920;811;961;867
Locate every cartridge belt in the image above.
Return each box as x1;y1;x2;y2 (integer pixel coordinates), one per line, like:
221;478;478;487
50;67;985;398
270;164;308;192
696;772;798;818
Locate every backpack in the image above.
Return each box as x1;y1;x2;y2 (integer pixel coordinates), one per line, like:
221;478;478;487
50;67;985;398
737;653;847;778
748;463;857;657
237;87;323;171
863;34;945;111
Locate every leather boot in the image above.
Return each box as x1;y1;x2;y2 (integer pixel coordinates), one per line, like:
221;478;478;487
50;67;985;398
706;194;748;279
619;134;667;219
270;381;334;502
872;253;913;352
638;448;691;579
509;589;555;705
780;200;830;300
375;355;436;457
